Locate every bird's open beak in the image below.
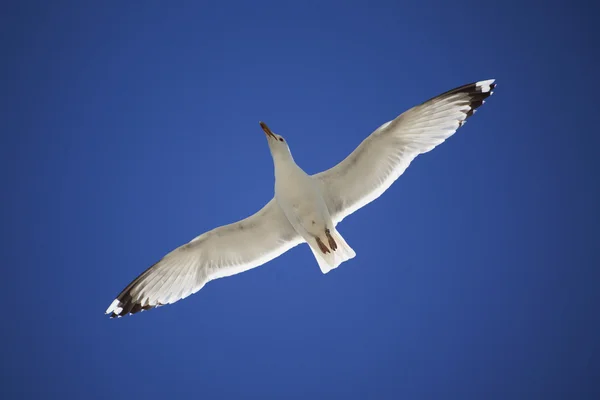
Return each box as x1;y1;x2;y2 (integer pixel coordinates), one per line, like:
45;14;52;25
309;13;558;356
260;121;276;140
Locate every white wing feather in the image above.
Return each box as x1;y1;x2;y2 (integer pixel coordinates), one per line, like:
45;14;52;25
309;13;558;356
105;198;302;317
314;79;496;224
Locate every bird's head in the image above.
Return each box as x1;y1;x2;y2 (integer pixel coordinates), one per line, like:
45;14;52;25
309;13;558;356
260;121;291;158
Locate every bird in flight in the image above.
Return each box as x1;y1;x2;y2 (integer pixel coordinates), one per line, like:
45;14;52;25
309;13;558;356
106;79;496;318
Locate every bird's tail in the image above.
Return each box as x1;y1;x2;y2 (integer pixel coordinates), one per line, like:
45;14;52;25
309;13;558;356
309;228;356;274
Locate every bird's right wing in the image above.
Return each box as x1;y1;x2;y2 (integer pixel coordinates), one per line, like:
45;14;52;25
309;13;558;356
105;198;303;318
314;79;496;225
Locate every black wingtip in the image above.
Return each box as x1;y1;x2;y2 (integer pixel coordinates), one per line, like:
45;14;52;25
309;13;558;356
107;295;160;319
106;290;153;319
457;80;496;121
419;79;496;126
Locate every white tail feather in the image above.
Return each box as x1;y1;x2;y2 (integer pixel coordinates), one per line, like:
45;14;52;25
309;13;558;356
309;229;356;274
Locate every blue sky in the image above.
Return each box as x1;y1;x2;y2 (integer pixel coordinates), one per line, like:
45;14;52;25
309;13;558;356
2;1;599;399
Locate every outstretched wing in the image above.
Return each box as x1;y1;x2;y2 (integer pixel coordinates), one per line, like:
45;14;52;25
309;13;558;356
314;79;496;224
105;198;302;318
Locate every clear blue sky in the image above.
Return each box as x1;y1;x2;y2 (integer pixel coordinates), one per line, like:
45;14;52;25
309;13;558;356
2;1;599;399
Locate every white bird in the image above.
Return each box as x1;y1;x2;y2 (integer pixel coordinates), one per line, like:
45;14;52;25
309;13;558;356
106;79;496;318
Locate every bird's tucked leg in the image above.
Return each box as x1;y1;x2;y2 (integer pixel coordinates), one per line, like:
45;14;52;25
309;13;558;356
316;237;330;254
309;228;356;274
325;228;337;251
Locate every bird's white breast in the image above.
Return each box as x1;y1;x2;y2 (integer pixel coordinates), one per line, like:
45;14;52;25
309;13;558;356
274;162;331;238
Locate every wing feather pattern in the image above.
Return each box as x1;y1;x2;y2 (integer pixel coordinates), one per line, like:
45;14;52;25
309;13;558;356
105;199;302;318
314;79;496;224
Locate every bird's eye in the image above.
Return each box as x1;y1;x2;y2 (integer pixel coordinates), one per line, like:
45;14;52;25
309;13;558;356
279;138;284;142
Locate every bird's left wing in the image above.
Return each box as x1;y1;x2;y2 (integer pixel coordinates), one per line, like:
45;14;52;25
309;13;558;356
105;198;302;318
314;79;496;225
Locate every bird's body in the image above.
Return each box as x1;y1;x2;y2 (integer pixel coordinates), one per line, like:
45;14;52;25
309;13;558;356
106;79;497;318
272;146;355;273
273;149;328;236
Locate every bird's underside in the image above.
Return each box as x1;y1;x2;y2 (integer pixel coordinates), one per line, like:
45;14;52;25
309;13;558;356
106;79;496;318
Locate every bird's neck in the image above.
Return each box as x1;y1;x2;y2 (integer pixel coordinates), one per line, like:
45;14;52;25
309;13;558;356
272;148;294;165
272;150;300;179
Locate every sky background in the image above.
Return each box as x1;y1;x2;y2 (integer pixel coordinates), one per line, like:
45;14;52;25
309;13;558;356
2;1;599;399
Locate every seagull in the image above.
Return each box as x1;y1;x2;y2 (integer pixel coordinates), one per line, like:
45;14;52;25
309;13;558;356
106;79;496;318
